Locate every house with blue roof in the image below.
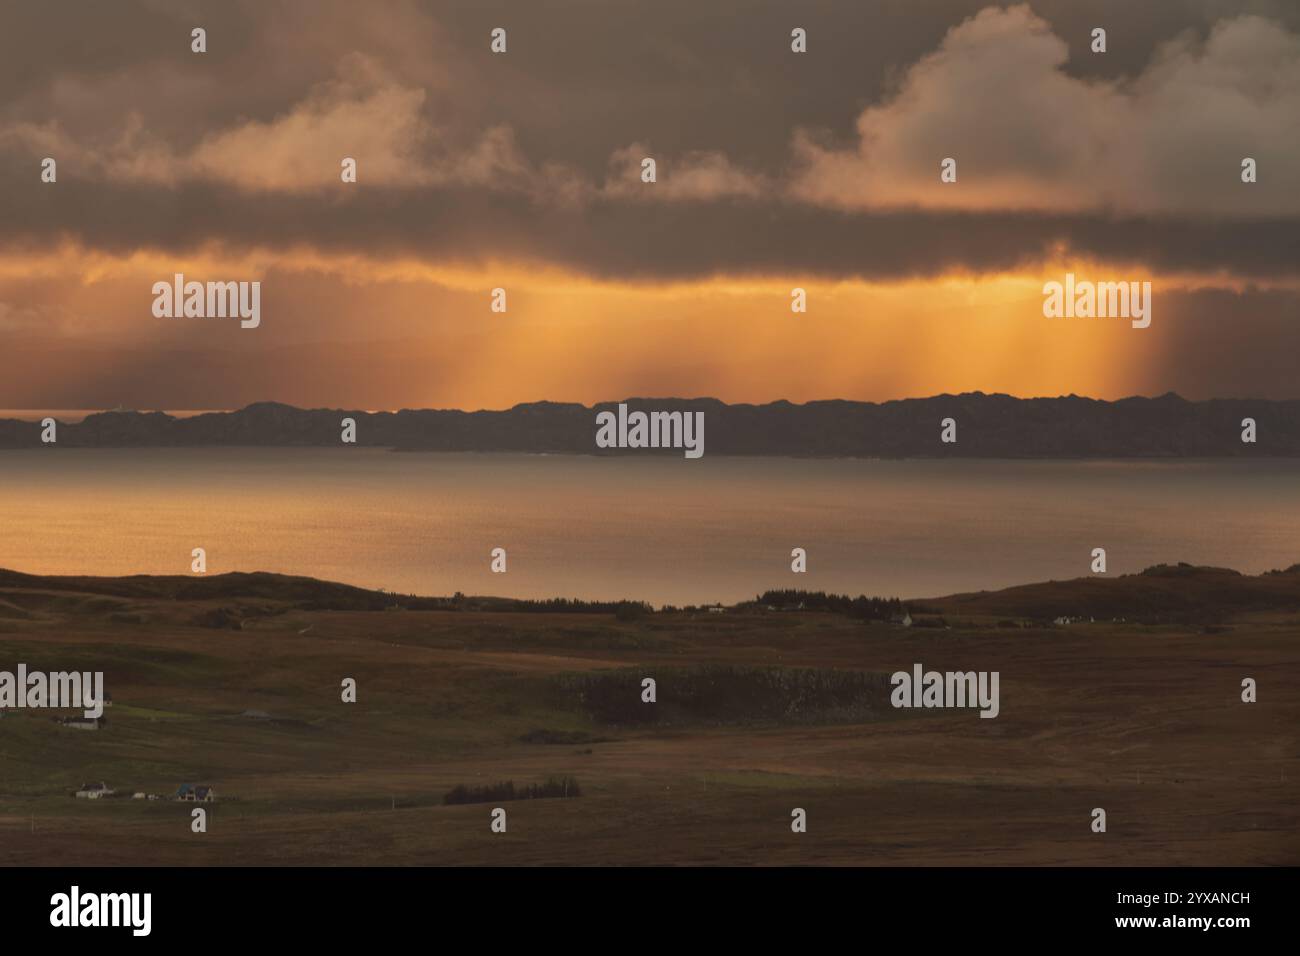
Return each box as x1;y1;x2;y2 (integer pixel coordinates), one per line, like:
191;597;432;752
175;783;216;802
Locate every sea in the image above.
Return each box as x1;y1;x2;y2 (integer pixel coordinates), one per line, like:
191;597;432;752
2;448;1298;606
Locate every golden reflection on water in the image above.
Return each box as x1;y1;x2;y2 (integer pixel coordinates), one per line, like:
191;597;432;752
2;448;1298;605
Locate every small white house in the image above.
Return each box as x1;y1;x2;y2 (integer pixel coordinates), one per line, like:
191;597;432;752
75;782;114;799
55;716;104;731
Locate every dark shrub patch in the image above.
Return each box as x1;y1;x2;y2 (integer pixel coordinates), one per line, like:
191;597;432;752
444;777;581;805
558;665;892;727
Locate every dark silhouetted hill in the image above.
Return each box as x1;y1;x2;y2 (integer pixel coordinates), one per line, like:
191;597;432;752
3;562;1299;625
927;562;1300;622
2;394;1299;456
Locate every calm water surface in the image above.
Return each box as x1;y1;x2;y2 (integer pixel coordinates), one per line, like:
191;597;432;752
2;449;1297;605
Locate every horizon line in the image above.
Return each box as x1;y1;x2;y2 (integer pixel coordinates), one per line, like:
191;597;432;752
1;390;1288;421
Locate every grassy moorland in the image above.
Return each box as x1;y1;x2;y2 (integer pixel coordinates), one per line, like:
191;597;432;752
0;564;1296;865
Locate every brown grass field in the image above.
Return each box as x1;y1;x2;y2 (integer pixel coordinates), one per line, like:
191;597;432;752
0;567;1296;865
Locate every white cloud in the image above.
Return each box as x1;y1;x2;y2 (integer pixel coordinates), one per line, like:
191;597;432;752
787;6;1300;216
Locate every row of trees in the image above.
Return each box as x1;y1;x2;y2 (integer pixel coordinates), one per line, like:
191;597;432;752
748;590;908;620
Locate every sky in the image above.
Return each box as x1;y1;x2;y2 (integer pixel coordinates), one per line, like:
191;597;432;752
1;0;1297;410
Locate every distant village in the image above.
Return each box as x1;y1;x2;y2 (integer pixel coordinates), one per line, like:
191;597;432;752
683;595;1132;631
0;691;219;803
74;782;217;803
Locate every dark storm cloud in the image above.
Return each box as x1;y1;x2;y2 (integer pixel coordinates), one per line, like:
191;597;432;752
1;174;1297;281
0;0;1297;277
6;1;1299;171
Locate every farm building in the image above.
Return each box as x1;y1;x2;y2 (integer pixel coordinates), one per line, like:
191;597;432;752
74;782;114;799
54;715;106;731
175;784;216;803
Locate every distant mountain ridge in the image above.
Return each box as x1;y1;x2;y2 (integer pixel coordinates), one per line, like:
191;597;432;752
2;393;1298;456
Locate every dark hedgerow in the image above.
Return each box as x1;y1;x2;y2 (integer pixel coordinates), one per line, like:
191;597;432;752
443;777;581;805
